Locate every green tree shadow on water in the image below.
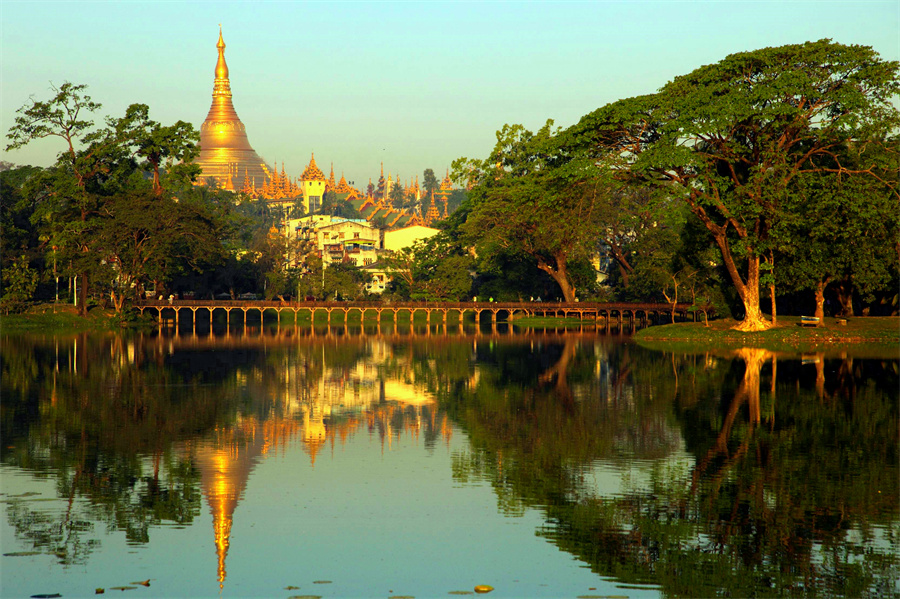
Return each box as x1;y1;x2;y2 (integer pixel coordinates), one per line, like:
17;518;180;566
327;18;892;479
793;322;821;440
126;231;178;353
440;339;899;597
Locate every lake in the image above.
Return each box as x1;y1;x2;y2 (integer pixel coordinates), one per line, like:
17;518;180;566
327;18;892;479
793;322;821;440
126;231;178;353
1;323;897;598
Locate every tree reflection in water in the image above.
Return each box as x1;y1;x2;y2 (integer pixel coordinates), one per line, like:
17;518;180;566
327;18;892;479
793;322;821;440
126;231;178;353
445;340;899;597
1;328;897;596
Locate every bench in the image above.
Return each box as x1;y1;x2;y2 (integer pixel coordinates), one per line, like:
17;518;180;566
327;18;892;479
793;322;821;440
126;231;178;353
799;316;821;327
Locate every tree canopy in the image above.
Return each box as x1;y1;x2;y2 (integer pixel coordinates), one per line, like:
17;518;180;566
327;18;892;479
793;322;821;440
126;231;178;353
567;40;900;329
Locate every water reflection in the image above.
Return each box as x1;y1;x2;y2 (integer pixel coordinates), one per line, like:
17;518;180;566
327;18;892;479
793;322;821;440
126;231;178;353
1;327;897;597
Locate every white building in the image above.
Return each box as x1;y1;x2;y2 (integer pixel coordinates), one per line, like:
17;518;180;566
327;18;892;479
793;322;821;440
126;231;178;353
284;215;380;268
383;225;440;252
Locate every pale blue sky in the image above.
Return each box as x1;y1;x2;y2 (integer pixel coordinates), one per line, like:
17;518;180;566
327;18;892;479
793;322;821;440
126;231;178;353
2;1;898;190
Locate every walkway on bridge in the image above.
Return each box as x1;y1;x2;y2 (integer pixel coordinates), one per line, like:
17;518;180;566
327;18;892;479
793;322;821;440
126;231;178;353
134;299;705;329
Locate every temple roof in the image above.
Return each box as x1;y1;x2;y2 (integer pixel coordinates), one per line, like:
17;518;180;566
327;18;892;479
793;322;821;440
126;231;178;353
302;153;325;181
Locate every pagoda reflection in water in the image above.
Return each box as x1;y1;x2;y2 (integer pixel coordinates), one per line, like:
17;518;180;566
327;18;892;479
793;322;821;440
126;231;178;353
182;337;452;589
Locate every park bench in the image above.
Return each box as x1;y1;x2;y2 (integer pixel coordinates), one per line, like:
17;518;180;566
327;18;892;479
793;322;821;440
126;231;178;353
799;316;821;327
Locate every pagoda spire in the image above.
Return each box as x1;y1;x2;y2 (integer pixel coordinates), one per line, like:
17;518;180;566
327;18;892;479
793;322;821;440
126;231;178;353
327;162;336;192
196;26;272;189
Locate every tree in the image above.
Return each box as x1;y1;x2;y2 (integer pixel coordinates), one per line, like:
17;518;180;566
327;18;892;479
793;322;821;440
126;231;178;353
109;104;200;195
323;261;369;300
1;255;39;313
320;192;359;219
455;121;607;302
92;189;226;311
382;234;474;300
389;178;406;209
422;168;439;199
6;83;210;314
572;40;900;330
6;82;116;314
777;141;900;318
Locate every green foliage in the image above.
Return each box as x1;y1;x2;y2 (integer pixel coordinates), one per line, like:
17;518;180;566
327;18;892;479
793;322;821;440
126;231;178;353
388;179;406;209
324;261;369;300
1;255;39;313
382;233;474;300
108;103;200;194
776;140;900;312
321;192;359;219
571;40;900;326
455;121;608;302
422;168;438;198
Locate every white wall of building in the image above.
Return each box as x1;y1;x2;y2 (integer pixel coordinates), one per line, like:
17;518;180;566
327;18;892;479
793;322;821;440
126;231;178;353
383;225;440;252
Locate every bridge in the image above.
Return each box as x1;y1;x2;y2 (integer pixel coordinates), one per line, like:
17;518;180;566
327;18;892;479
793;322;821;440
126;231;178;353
133;299;706;329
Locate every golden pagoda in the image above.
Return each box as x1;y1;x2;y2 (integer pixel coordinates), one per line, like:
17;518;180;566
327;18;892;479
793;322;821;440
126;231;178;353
424;191;441;225
195;27;271;191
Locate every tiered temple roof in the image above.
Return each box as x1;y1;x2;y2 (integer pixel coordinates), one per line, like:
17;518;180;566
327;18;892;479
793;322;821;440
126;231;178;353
302;153;326;181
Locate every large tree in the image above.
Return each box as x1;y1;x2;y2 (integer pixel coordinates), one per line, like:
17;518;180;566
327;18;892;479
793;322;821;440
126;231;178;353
6;83;119;314
571;40;900;330
109;103;200;195
92;189;226;311
776;140;900;318
6;83;207;314
455;121;609;302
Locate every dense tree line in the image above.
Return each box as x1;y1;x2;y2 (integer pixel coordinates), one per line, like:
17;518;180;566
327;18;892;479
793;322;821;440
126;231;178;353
451;40;899;328
4;41;898;326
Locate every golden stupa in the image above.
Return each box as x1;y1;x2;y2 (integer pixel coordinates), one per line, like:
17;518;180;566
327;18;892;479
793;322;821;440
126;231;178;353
195;27;271;190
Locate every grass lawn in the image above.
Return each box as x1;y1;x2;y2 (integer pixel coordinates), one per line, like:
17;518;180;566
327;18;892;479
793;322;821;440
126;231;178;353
635;315;899;355
0;304;140;333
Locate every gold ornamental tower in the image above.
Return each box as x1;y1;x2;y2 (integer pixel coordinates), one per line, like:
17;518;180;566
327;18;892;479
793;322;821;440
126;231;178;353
195;27;271;190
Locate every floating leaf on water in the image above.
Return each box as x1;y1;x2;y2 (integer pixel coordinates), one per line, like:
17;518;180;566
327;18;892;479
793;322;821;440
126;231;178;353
448;592;474;596
129;581;150;587
108;586;137;591
284;586;300;590
30;595;61;598
96;589;105;594
312;581;332;584
389;596;416;599
474;585;494;594
5;551;41;557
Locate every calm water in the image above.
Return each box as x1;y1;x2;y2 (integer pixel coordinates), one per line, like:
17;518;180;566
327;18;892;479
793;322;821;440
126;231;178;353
1;324;897;598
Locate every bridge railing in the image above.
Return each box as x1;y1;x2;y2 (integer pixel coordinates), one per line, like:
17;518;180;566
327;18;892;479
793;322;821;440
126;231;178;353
132;299;701;311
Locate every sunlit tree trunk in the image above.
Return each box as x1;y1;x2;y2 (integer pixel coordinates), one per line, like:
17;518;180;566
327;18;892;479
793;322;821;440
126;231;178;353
536;252;576;302
815;279;827;321
710;230;770;331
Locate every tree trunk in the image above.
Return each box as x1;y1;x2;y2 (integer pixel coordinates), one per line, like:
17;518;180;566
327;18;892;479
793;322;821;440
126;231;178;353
536;253;576;302
833;279;854;316
712;234;769;331
814;279;826;321
112;290;127;313
78;271;88;317
768;252;776;326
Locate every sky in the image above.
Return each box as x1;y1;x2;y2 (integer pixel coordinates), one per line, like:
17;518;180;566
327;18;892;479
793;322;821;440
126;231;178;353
2;0;898;190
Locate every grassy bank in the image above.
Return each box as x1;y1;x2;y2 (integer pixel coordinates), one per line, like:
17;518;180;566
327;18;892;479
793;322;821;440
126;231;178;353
0;304;148;333
635;315;899;355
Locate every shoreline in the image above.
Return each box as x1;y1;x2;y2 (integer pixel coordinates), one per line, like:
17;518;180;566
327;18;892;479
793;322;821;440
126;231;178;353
3;306;898;354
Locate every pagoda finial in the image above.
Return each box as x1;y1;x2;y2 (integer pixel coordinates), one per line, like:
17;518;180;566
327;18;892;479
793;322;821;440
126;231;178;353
215;26;229;81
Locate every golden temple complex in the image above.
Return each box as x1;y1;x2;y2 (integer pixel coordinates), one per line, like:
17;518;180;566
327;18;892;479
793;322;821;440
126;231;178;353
192;27;455;223
195;27;272;191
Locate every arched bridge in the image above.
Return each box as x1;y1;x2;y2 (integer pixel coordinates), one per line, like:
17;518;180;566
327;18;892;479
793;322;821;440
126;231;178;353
133;299;707;328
